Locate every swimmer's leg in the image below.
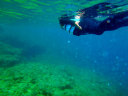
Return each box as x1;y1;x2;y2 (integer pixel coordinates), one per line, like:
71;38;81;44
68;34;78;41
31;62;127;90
108;11;128;28
100;12;128;31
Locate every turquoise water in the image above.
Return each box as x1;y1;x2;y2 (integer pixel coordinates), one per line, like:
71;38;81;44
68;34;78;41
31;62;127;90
0;0;128;96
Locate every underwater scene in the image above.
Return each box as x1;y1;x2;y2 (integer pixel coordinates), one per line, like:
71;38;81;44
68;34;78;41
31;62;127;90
0;0;128;96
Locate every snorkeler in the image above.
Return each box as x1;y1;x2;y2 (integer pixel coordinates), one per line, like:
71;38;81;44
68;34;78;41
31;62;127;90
59;2;128;36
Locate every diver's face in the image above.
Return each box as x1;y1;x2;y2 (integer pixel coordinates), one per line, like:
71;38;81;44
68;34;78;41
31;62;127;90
59;16;76;35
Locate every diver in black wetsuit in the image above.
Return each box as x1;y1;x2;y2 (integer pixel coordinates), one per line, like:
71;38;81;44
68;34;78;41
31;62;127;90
59;2;128;36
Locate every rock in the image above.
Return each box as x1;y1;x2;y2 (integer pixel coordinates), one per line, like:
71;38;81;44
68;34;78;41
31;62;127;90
0;41;22;67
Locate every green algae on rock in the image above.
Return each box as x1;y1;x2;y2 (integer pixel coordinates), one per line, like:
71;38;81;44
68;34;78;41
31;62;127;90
0;42;22;67
0;62;120;96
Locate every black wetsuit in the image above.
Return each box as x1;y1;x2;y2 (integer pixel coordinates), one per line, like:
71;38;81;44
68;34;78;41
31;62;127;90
59;2;128;36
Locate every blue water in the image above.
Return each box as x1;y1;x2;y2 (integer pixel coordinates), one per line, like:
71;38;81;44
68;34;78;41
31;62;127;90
0;0;128;95
2;22;128;94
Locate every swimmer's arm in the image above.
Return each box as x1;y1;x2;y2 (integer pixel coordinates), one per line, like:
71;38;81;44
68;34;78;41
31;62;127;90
75;21;82;30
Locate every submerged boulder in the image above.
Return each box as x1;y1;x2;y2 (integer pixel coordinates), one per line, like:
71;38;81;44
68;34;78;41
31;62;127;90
0;41;22;67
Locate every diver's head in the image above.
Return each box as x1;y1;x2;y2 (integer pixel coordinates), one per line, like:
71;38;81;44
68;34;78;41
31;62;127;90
59;15;73;27
59;15;76;34
59;14;82;36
